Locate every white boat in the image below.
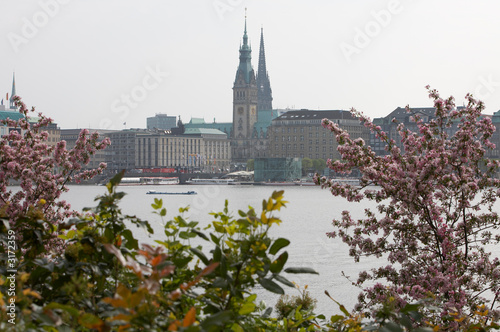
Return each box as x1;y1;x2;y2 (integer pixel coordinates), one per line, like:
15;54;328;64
330;178;360;186
120;177;179;186
185;178;238;185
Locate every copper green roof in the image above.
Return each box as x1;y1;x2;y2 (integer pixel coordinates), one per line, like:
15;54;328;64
234;16;254;85
0;110;24;122
184;128;227;136
188;118;206;125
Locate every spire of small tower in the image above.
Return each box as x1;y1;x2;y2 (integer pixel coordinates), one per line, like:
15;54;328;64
9;73;16;110
256;27;273;111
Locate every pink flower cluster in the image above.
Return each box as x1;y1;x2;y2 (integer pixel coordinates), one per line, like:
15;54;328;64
0;96;110;250
316;87;500;320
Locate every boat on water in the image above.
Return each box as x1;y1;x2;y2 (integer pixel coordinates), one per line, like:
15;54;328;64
119;177;179;186
146;190;197;195
330;178;360;186
185;178;239;185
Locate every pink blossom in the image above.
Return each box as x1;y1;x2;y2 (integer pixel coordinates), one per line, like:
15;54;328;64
318;87;500;320
0;96;110;250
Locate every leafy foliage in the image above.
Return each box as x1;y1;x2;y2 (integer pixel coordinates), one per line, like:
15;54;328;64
0;174;324;331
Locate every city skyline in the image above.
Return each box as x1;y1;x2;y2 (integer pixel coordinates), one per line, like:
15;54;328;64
2;1;500;130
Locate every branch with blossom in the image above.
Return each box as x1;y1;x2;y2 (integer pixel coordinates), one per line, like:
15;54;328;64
0;96;110;248
315;87;500;327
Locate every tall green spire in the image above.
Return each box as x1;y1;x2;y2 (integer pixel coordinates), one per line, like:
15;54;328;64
235;10;254;85
257;27;273;111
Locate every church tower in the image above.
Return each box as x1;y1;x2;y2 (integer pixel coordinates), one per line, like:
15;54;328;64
232;14;258;141
256;28;273;111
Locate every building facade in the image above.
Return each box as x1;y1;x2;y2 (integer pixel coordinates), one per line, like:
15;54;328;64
106;128;231;173
267;109;370;161
147;114;177;130
106;130;142;172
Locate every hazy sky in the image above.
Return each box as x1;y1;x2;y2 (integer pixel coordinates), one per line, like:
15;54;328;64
2;0;500;130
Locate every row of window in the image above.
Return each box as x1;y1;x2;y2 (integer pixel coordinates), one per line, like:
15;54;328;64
273;144;333;152
270;153;329;160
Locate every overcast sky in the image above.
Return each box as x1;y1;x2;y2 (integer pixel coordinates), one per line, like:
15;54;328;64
1;0;500;130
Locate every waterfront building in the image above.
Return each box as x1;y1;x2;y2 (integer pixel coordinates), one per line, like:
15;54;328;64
107;126;231;173
184;128;231;172
0;74;60;143
106;129;144;172
254;157;301;182
489;110;500;159
0;74;24;136
369;106;500;158
0;108;24;136
267;109;370;161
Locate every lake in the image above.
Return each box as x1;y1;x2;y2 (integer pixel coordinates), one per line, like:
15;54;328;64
60;183;379;316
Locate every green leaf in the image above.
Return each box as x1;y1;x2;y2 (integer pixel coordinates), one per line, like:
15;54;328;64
179;231;190;239
399;315;413;329
338;304;349;316
379;322;404;332
172;256;192;269
190;247;209;265
270;251;288;273
78;313;102;327
259;278;284;294
272;190;284;199
284;267;319;275
269;238;290;255
151;197;163;210
238;302;256;315
45;303;79;318
201;310;233;328
192;229;209;241
262;307;273;318
273;274;295;288
213;245;222;262
210;233;220;245
122;229;138;250
220;255;228;277
108;171;124;190
231;324;245;332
